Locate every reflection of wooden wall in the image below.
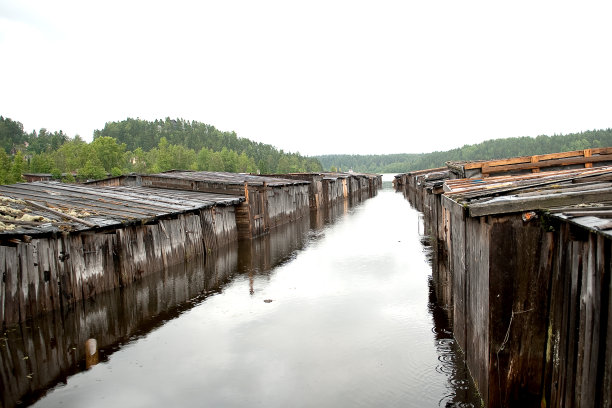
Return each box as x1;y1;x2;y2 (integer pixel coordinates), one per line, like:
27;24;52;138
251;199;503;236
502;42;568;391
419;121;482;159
0;249;238;408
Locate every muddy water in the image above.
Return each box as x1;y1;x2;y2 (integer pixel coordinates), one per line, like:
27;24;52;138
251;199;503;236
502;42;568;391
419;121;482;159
2;185;481;407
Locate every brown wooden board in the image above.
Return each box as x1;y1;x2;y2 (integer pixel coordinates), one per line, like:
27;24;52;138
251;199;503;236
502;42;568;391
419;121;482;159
465;216;490;406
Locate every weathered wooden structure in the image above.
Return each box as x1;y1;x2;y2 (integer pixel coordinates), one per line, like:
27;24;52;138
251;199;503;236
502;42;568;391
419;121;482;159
22;173;55;183
396;148;612;213
400;158;612;407
89;171;311;240
262;172;382;209
0;170;383;327
0;200;323;408
447;147;612;178
394;167;448;213
0;181;243;327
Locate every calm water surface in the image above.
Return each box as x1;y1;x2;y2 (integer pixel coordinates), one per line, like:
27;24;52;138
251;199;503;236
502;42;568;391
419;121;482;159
5;184;481;407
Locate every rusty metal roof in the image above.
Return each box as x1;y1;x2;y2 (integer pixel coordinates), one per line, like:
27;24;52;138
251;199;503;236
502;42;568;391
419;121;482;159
150;170;310;187
0;182;244;236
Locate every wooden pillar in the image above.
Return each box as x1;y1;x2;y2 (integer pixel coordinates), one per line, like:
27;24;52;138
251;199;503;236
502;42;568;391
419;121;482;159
532;155;540;173
584;149;593;168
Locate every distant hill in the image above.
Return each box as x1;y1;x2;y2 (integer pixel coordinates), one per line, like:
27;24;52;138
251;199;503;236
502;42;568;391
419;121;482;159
0;116;323;184
94;117;322;174
317;128;612;173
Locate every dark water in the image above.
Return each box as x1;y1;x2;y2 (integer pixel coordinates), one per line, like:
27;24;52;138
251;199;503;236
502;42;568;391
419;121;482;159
2;185;481;407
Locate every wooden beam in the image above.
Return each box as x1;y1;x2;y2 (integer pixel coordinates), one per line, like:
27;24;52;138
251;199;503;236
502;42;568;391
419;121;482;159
585;149;593;168
481;154;612;175
463;148;612;170
25;200;97;227
468;188;612;217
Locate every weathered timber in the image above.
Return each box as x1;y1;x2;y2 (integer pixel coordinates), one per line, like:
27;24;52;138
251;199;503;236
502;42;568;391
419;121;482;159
406;154;612;408
90;171;311;239
447;148;612;178
0;182;244;327
0;208;321;408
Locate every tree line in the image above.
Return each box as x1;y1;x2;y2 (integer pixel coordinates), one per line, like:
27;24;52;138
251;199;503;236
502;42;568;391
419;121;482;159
317;128;612;173
0;116;323;184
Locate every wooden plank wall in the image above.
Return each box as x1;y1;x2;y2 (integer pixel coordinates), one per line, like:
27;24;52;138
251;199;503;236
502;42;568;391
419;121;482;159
486;215;552;407
406;167;612;408
465;215;490;406
321;179;345;207
433;196;612;407
265;185;310;230
0;209;234;327
543;223;612;408
263;174;324;209
141;176;311;239
445;196;468;358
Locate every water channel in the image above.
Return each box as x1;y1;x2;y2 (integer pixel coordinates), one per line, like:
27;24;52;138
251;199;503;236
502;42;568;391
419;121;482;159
2;179;481;407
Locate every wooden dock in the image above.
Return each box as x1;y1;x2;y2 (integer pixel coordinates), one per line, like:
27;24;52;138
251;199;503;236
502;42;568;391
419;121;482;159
397;150;612;408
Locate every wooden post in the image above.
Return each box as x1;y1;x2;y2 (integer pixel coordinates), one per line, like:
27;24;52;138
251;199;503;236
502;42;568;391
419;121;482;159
532;155;540;173
261;182;269;233
584;149;593;168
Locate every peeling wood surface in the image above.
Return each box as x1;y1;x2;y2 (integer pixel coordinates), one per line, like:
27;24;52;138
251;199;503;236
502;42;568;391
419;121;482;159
0;182;243;236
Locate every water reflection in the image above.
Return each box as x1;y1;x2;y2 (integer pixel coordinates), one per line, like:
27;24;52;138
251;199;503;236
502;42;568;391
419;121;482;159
0;248;234;408
428;277;480;407
1;186;481;408
0;200;352;408
417;190;481;407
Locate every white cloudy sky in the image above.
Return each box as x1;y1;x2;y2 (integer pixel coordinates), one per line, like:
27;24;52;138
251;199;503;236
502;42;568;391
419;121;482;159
1;1;611;156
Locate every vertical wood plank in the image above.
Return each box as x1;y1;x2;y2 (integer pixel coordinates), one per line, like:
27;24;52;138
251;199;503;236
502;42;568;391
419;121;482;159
602;237;612;408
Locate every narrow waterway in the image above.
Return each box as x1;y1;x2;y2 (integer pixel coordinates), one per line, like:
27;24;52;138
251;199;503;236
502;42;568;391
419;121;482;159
3;182;481;407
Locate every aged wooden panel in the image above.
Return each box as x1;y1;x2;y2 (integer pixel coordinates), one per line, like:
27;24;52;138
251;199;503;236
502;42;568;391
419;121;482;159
0;246;5;324
4;246;20;324
487;216;552;407
604;237;612;408
444;195;467;355
465;215;490;405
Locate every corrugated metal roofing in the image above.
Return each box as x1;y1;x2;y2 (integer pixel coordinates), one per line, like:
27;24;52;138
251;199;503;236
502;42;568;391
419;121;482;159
151;170;310;187
0;182;244;236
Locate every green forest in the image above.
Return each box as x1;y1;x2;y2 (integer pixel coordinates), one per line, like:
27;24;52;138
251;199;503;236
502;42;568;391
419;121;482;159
2;114;612;184
317;128;612;173
0;116;323;184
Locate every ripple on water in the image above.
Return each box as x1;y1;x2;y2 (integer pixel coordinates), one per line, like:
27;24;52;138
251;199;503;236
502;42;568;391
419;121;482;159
438;394;477;408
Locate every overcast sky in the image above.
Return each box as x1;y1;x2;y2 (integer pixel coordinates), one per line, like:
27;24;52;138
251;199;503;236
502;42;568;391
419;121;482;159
1;1;611;156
